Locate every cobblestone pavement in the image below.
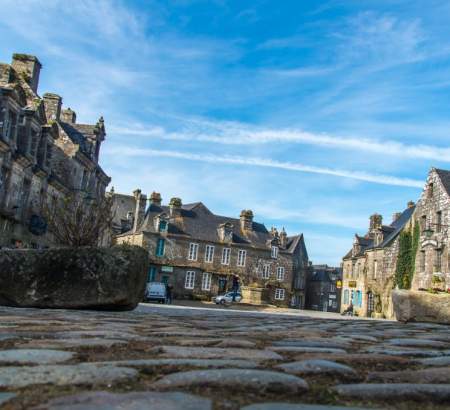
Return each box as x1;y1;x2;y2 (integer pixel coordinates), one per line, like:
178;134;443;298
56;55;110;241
0;304;450;410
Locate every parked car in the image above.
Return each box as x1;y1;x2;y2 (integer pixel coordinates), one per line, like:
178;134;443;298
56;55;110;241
145;282;167;303
213;292;242;305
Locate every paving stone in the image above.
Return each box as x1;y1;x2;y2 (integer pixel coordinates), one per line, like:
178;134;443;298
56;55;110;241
363;346;444;357
0;349;74;364
417;356;450;366
153;368;308;393
214;339;256;348
0;364;138;388
270;347;347;354
299;353;410;365
19;338;128;349
93;358;259;368
277;359;357;377
385;338;450;348
0;393;16;406
242;403;373;410
367;367;450;383
332;383;450;401
272;340;350;349
157;346;282;360
33;391;211;410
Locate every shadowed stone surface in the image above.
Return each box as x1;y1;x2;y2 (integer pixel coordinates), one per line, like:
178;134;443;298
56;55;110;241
92;358;260;369
153;368;309;393
0;349;74;364
367;367;450;383
0;245;148;310
270;347;347;354
0;393;16;406
417;356;450;366
157;346;282;360
276;359;357;377
0;364;138;388
33;391;212;410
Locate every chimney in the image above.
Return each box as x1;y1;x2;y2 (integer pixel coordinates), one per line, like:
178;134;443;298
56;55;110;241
369;213;382;236
150;191;162;206
240;209;254;232
407;201;415;208
279;227;287;248
132;189;147;233
11;53;42;93
392;212;402;223
61;108;76;124
43;93;62;122
169;197;182;217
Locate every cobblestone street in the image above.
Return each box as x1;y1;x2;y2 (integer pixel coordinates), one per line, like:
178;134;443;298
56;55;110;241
0;304;450;409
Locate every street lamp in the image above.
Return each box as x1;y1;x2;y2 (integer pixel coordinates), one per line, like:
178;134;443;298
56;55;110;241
423;223;450;239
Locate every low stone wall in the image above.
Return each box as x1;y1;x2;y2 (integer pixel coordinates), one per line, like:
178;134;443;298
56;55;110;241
0;245;148;310
241;286;269;305
392;289;450;324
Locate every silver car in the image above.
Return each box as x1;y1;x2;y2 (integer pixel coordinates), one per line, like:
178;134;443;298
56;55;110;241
214;291;242;305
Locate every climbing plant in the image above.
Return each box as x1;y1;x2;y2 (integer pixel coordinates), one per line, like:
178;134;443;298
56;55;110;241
394;221;420;289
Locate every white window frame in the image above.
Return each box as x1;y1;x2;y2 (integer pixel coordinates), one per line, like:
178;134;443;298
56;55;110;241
201;272;212;291
237;249;247;267
188;243;199;261
205;245;215;263
271;246;279;259
262;264;271;279
221;248;231;265
275;288;285;300
185;271;195;289
276;266;285;281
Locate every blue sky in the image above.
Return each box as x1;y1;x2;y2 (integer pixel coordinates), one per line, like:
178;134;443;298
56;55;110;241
1;0;450;265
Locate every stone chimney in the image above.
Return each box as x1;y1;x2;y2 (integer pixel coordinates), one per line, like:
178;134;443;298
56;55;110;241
61;108;76;124
43;93;62;122
132;189;147;233
11;53;42;93
279;227;287;248
392;212;402;223
240;210;254;232
169;197;182;217
150;191;162;206
407;201;415;208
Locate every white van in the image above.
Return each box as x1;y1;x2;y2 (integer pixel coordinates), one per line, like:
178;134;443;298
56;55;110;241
145;282;167;303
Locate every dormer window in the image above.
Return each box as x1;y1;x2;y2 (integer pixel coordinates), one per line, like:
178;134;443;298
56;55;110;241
218;222;233;243
271;246;279;259
154;213;169;233
159;220;168;233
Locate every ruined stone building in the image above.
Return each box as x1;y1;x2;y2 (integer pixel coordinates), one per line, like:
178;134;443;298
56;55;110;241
305;264;342;313
341;203;415;318
0;53;110;248
113;189;309;307
412;168;450;292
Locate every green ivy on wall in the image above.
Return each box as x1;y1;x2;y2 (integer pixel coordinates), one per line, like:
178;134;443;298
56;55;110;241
395;222;420;289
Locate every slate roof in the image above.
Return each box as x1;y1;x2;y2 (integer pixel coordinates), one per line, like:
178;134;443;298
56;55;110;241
129;201;303;253
436;168;450;197
59;122;89;152
310;266;342;283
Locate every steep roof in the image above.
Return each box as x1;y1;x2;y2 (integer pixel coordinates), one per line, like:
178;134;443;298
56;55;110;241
435;168;450;197
128;201;303;253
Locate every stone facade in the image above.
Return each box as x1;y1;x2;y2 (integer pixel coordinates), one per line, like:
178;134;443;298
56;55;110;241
412;168;450;292
0;53;110;248
113;191;309;307
341;204;415;318
305;264;342;313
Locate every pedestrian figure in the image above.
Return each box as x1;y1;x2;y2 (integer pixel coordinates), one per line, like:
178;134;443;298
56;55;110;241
231;274;239;302
341;302;354;316
166;284;173;304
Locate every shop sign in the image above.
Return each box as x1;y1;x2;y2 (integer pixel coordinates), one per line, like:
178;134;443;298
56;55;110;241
336;280;342;289
348;281;357;288
161;266;173;273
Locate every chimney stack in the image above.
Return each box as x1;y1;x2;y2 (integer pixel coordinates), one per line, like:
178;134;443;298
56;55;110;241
169;197;182;217
132;189;147;233
11;53;41;93
279;227;287;248
369;213;382;238
407;201;415;208
240;209;254;232
392;212;402;223
61;108;76;124
150;191;162;207
43;93;62;122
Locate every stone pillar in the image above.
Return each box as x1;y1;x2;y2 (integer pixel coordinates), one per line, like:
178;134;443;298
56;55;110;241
43;93;62;122
61;108;76;124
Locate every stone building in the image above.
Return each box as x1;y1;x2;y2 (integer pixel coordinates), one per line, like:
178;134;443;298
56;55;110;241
305;264;342;313
341;203;415;318
0;53;110;248
412;168;450;292
114;190;309;307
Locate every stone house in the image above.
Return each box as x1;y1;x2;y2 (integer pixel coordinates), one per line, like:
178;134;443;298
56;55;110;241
412;168;450;292
114;191;309;307
305;264;342;313
0;53;110;248
341;203;415;318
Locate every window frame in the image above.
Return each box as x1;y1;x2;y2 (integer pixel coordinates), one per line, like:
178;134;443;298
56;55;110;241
185;271;195;289
155;238;165;257
237;249;247;267
274;288;285;300
271;246;279;259
188;243;199;261
201;272;212;291
276;266;285;281
262;264;271;279
205;245;215;263
221;247;231;265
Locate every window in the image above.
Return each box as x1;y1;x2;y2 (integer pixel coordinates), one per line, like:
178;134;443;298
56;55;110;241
237;249;246;267
329;283;336;292
147;266;156;282
421;215;427;231
221;248;231;265
275;288;285;300
435;249;442;271
156;238;165;257
276;266;285;281
367;292;374;313
271;246;279;259
343;289;349;304
262;264;271;279
161;275;169;285
188;243;199;261
185;271;195;289
373;260;378;279
436;211;442;233
159;220;168;232
356;290;362;307
350;290;355;304
420;251;426;272
202;272;212;291
205;245;215;263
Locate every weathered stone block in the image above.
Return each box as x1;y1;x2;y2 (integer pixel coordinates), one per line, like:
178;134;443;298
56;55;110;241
0;245;148;310
392;289;450;324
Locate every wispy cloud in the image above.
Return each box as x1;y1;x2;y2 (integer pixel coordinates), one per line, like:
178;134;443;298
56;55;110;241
105;145;423;188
